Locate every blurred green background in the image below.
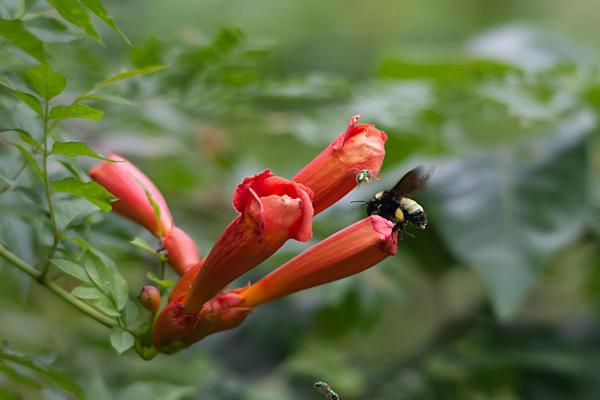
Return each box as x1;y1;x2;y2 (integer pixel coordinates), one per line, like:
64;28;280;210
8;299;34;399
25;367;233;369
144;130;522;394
2;0;600;398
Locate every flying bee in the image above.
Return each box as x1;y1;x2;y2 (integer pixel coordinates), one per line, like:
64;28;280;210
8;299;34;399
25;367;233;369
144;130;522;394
355;169;372;186
313;379;340;400
364;165;433;238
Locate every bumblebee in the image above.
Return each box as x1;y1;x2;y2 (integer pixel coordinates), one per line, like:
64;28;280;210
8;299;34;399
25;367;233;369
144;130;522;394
365;166;433;237
313;379;339;400
355;170;372;186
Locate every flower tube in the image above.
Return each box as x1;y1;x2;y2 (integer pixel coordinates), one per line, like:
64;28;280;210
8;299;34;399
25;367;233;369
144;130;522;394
239;216;397;308
292;115;387;214
91;155;200;276
162;227;201;275
181;170;313;312
90;154;173;237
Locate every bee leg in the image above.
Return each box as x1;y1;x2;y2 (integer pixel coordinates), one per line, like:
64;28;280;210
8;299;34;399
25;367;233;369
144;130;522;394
392;221;406;240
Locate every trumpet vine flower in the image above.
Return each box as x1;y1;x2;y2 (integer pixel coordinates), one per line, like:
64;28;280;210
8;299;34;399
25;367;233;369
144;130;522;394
90;155;199;275
292;114;388;214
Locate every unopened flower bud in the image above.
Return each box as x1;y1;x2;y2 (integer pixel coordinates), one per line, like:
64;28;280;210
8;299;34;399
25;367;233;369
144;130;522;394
138;285;161;313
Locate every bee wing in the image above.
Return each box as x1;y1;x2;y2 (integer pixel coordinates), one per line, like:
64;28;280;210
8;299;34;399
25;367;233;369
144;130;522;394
389;165;434;198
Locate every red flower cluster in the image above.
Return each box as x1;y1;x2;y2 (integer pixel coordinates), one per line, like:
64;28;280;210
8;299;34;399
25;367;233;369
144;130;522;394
91;115;394;353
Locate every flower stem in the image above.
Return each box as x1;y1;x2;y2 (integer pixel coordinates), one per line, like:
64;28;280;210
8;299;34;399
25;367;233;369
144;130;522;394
0;244;118;329
41;99;61;278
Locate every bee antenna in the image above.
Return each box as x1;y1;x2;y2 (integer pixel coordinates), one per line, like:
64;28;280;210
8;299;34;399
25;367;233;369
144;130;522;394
350;200;366;205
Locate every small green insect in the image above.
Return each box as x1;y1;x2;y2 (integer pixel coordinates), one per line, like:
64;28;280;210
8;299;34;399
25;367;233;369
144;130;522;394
313;379;340;400
356;169;372;186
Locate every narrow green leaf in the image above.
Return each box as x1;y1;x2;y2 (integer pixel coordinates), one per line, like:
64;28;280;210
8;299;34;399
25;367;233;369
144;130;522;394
79;94;137;106
51;177;116;212
0;363;42;389
0;75;15;89
14;144;43;180
56;159;84;181
78;0;131;46
26;64;66;100
95;297;121;317
50;259;91;283
110;328;134;354
0;128;42;150
139;180;162;238
1;341;85;399
71;285;105;299
130;237;166;261
89;65;168;93
0;18;47;62
147;272;174;290
45;0;102;44
49;104;103;121
50;141;115;161
10;90;42;115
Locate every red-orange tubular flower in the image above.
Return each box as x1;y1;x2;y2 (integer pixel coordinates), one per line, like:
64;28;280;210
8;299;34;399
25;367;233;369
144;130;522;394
90;154;173;237
292;115;388;215
154;216;397;351
152;170;314;350
238;216;397;308
180;170;313;311
90;155;199;275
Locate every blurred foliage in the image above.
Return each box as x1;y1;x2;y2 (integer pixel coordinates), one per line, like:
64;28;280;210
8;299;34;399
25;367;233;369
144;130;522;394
1;0;600;399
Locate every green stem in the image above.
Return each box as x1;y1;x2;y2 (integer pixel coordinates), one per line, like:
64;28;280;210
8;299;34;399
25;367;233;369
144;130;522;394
0;244;118;329
41;100;61;278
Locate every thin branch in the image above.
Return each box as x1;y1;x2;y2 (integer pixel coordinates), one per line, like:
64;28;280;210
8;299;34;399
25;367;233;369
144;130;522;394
0;244;118;329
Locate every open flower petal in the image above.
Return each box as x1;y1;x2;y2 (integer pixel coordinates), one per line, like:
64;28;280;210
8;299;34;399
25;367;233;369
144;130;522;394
90;154;173;237
292;115;387;214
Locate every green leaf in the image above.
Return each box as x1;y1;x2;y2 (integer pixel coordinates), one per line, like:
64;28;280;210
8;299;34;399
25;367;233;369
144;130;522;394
1;341;85;399
10;90;42;115
119;382;195;400
49;104;104;121
95;297;121;317
56;159;84;181
50;259;91;283
78;0;131;46
79;94;137;106
110;328;134;354
0;18;47;62
147;272;174;290
0;363;42;389
71;237;129;311
71;285;105;299
14;144;43;181
121;300;140;327
0;128;42;150
53;197;98;231
50;141;114;161
26;64;67;100
130;237;166;261
423;111;594;320
45;0;102;44
51;177;116;212
138;180;162;238
88;65;168;93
